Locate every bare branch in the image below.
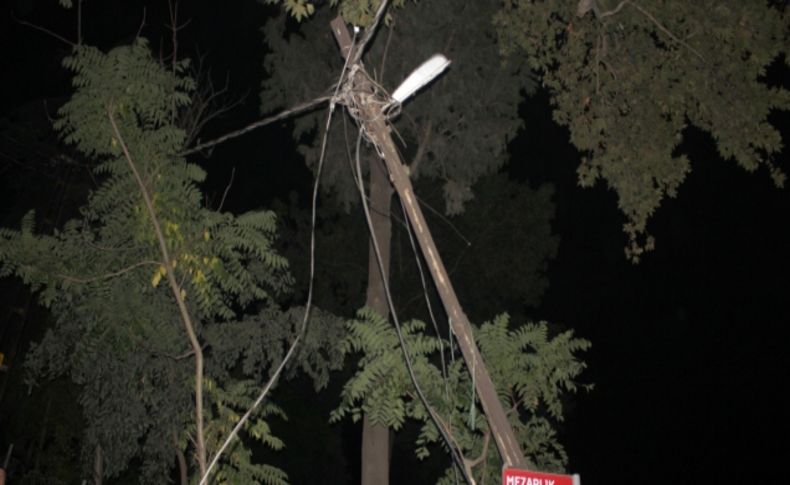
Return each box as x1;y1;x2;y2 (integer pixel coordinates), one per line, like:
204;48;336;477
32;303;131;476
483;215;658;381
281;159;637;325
179;96;331;157
465;426;491;470
169;0;179;77
596;0;705;61
135;7;147;41
597;0;628;18
77;0;83;45
57;260;161;284
168;0;179;122
627;0;704;61
149;344;206;361
11;11;75;47
198;29;362;484
179;62;247;149
217;167;235;212
378;20;395;81
409;118;432;175
351;0;390;65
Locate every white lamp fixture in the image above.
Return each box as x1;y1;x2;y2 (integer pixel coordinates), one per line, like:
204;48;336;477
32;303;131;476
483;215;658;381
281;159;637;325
391;54;451;104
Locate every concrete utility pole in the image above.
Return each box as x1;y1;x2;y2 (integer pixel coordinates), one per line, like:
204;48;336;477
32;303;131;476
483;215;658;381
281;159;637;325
330;17;528;471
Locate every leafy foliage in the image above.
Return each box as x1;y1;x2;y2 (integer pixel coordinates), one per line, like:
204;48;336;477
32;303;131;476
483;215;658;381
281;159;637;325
333;309;590;483
201;378;290;485
262;0;412;25
0;39;297;482
261;0;317;22
495;0;790;260
205;306;346;391
327;0;412;27
331;308;445;429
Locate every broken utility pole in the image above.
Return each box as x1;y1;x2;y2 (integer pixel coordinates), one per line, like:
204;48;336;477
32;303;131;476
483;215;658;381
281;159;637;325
329;16;528;471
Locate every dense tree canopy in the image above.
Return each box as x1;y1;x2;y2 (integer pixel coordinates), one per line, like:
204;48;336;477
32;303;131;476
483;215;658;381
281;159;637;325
495;0;789;259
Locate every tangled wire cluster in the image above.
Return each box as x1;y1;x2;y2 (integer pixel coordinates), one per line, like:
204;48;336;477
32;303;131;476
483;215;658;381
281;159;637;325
333;61;402;139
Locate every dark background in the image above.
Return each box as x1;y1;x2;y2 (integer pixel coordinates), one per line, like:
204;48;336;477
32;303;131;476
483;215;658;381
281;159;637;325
1;1;788;484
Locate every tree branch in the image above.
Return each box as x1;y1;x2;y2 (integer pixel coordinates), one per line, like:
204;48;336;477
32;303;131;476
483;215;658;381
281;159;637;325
134;7;147;41
409;118;432;175
595;0;705;61
596;0;628;18
378;19;395;81
197;35;360;482
465;426;491;471
180;63;246;149
11;11;74;47
351;0;390;65
77;0;83;46
627;0;704;61
107;104;207;477
57;260;161;284
179;96;331;157
217;167;235;212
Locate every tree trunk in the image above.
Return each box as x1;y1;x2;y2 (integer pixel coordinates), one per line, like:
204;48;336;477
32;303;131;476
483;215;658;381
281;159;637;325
360;156;393;485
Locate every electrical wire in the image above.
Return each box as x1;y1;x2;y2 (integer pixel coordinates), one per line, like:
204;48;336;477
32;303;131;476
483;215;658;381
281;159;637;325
398;193;462;485
351;0;391;66
398;198;450;397
351;128;474;485
198;30;358;485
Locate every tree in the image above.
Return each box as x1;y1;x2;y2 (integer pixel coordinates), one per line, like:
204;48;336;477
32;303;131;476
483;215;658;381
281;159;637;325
0;39;313;484
494;0;789;260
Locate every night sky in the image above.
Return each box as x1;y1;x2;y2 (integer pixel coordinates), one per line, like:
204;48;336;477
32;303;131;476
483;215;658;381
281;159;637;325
1;2;788;484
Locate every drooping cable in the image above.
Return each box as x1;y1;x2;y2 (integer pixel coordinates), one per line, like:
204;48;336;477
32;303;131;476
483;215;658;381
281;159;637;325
199;31;358;485
351;129;473;485
342;113;449;396
351;0;390;65
398;191;463;482
398;198;450;397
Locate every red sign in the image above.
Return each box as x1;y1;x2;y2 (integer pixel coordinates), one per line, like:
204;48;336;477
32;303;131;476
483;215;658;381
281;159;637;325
502;468;580;485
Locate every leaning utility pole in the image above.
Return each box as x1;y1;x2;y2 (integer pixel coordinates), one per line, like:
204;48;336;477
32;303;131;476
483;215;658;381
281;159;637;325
330;17;528;471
